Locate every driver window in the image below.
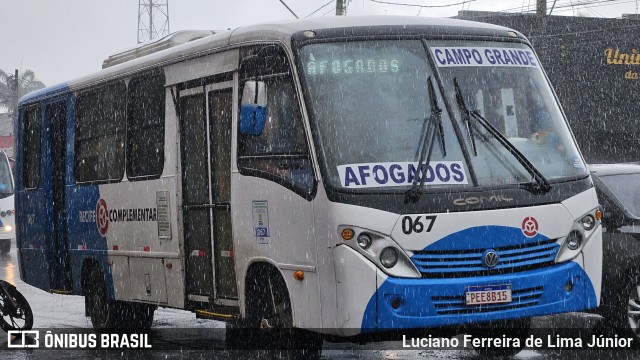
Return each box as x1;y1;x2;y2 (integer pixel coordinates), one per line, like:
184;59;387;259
237;45;314;197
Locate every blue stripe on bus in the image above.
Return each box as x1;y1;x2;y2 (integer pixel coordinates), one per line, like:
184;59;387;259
68;185;113;298
361;261;596;331
360;225;597;331
18;82;71;105
17;87;114;299
421;225;549;252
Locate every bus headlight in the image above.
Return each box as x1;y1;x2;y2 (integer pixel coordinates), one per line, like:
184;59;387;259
566;230;582;250
581;215;595;231
357;234;372;250
337;225;421;278
555;206;601;263
380;247;398;268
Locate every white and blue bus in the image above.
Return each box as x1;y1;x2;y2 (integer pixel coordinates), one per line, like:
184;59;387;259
0;150;15;254
16;16;601;356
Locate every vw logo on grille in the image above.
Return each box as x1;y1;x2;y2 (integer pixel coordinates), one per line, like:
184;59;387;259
483;250;499;268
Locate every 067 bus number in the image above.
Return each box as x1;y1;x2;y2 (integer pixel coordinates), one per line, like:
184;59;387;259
401;215;437;235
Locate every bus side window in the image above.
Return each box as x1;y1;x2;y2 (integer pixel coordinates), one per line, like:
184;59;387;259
22;106;41;189
74;81;126;183
237;45;314;197
126;71;165;180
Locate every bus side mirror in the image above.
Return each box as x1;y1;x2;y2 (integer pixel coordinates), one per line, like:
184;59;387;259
240;81;268;136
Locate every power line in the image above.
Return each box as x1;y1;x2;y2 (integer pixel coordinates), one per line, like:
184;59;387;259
278;0;299;18
306;0;335;17
369;0;476;8
497;0;628;13
322;6;336;16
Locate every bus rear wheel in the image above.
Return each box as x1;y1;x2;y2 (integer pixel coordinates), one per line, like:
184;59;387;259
241;265;322;359
85;267;120;329
85;265;155;330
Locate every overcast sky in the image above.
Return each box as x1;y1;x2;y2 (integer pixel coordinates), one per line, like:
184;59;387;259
1;0;637;86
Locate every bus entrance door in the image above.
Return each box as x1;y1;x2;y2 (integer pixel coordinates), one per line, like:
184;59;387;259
180;81;238;307
45;100;72;293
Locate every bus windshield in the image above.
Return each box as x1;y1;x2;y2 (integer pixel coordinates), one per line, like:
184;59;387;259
298;39;587;191
0;154;13;198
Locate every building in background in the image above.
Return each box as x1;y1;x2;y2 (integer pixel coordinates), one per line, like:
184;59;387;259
456;12;640;164
0;113;13;160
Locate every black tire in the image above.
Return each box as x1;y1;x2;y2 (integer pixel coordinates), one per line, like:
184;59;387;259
121;302;156;330
85;266;155;330
240;266;322;359
469;318;530;357
0;281;33;331
86;266;121;329
600;273;640;347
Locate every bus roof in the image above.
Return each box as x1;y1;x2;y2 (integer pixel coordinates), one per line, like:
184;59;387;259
19;15;518;106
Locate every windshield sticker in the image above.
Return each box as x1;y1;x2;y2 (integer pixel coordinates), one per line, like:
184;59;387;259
337;161;468;189
431;47;538;68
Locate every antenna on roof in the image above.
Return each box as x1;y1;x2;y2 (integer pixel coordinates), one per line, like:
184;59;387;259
138;0;170;44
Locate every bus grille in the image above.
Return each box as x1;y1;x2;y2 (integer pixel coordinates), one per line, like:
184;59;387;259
431;286;544;315
411;239;560;278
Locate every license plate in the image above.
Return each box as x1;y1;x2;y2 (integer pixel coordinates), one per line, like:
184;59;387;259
465;284;512;305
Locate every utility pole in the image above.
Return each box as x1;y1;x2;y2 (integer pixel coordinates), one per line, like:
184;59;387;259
537;0;547;16
12;69;18;133
138;0;170;44
336;0;347;16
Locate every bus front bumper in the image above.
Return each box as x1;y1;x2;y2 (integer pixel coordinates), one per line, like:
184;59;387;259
360;260;597;331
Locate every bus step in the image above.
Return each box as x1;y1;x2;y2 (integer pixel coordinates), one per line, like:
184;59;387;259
195;309;236;321
50;289;73;295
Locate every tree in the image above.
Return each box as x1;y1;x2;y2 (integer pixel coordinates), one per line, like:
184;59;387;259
0;69;45;130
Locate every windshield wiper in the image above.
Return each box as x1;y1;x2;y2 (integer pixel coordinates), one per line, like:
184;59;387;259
405;77;446;203
453;77;551;193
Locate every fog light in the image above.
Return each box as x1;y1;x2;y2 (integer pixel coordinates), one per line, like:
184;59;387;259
566;230;582;250
357;234;372;250
390;297;401;309
581;215;595;231
380;247;398;268
565;280;574;292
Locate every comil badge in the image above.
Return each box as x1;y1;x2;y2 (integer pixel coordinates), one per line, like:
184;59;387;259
521;216;539;238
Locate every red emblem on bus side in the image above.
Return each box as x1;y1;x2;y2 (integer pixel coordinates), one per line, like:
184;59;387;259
96;199;109;237
521;216;538;237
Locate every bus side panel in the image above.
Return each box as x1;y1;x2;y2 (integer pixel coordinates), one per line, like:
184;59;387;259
333;244;378;336
96;179;181;307
232;174;321;329
17;189;50;291
66;184;111;296
16;103;53;291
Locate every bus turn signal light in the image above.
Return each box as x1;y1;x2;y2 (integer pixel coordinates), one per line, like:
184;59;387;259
341;228;354;241
294;270;305;281
595;209;602;221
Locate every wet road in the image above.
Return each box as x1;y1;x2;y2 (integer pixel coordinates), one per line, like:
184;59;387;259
1;239;639;359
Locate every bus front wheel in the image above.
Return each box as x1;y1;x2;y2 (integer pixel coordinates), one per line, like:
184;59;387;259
239;265;322;359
